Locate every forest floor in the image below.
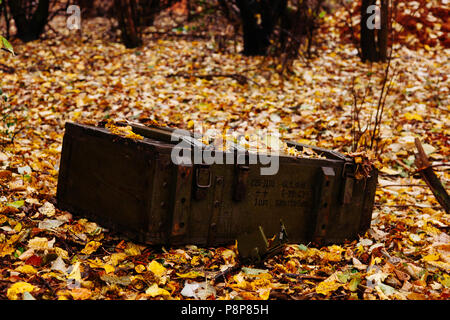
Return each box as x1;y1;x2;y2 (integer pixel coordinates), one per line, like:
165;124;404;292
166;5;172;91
0;1;448;300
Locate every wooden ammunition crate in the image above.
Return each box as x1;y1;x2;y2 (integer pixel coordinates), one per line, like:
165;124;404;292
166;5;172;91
56;122;377;246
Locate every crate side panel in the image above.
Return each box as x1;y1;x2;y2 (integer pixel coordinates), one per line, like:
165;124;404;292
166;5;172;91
215;162;337;244
57;129;152;235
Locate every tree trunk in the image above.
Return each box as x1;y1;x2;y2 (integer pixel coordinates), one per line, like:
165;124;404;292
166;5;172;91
236;0;286;56
2;1;11;39
360;0;390;62
139;0;159;27
360;0;378;62
236;0;267;55
8;0;50;42
378;0;389;62
114;0;142;48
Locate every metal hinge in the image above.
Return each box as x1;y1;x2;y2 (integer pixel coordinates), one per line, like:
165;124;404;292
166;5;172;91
341;161;355;204
207;176;224;245
312;166;335;244
233;163;249;201
170;164;193;239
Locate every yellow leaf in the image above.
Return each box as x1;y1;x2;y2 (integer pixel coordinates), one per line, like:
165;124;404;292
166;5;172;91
14;222;22;233
147;260;167;277
379;167;400;175
70;287;92;300
68;262;81;281
404;112;423;122
322;251;342;262
145;283;170;297
296;138;310;145
28;237;50;250
0;243;15;257
88;257;114;273
439;274;450;288
221;249;237;263
87;258;102;268
55;247;69;260
7;282;36;300
258;288;271;300
38;201;55;217
72;111;82;120
176;271;205;279
191;255;202;266
423;224;440;236
81;241;102;255
103;264;115;274
109;252;127;266
15;265;37;274
135;264;146;273
239;291;258;300
425;260;450;272
422;253;440;262
316;280;342;295
125;242;142;256
409;233;422;243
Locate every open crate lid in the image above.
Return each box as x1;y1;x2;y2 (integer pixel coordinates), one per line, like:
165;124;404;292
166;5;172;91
98;119;353;163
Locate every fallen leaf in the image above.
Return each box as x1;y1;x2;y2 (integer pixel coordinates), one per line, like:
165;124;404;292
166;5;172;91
135;264;146;273
145;283;170;297
176;271;205;279
147;260;167;277
7;282;36;300
100;274;131;286
15;265;37;274
315;280;342;296
28;237;50;250
81;241;102;255
70;287;92;300
38;201;55;217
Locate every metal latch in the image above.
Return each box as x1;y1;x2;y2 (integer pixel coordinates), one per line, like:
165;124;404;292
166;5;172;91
193;164;211;200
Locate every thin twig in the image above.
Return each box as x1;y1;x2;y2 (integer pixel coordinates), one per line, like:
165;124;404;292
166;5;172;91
378;184;428;188
168;72;258;86
284;273;326;281
340;0;361;58
212;265;240;282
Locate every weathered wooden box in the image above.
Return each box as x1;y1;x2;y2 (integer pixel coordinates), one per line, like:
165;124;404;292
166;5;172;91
56;122;377;246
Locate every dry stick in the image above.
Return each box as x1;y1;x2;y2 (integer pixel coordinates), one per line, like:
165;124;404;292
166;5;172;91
341;0;361;58
168;72;257;86
378;184;428;188
350;73;374;151
370;33;399;153
395;158;410;172
284;273;326;281
212;265;240;283
368;0;406;152
414;138;450;214
370;50;393;150
374;203;441;209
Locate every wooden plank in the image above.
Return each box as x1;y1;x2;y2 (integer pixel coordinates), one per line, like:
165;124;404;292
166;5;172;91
414;138;450;214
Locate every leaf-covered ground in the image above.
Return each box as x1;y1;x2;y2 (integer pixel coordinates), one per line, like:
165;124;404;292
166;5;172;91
0;2;449;300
